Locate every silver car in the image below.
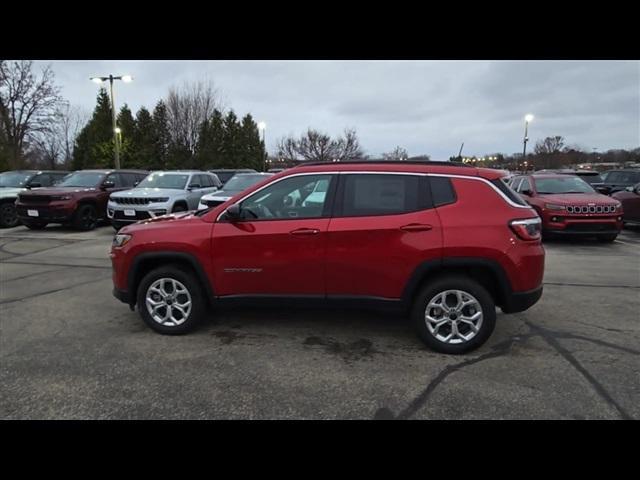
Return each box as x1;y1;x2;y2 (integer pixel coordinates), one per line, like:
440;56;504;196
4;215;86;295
108;171;221;229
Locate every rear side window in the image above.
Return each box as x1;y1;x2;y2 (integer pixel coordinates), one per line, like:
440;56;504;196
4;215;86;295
429;176;457;207
339;174;425;217
491;178;528;206
120;173;138;188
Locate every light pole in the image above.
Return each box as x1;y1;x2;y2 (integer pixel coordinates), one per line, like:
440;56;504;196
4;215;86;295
522;114;534;164
258;121;267;171
90;74;133;169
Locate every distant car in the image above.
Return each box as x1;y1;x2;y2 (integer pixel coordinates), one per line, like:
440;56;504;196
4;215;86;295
15;169;148;230
0;170;70;228
267;168;286;173
510;173;623;242
208;168;257;186
535;169;608;194
611;183;640;226
198;173;274;210
597;169;640;195
108;171;221;230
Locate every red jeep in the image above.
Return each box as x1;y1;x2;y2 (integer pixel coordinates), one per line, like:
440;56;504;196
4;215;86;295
16;169;148;231
111;161;545;354
509;173;623;242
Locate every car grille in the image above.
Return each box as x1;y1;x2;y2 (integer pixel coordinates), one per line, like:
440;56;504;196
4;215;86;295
19;195;51;204
566;205;616;214
111;197;167;205
204;199;226;208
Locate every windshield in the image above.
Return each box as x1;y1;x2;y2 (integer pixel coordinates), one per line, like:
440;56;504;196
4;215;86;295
57;172;105;188
224;174;271;191
535;176;595;194
0;171;34;188
137;173;189;189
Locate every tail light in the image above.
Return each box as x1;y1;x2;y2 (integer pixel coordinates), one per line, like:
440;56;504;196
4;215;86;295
509;217;542;241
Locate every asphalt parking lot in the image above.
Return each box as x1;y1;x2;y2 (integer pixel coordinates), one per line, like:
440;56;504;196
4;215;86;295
1;223;638;420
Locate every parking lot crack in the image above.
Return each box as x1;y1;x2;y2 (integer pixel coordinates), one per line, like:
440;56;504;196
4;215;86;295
374;333;533;420
525;321;633;420
0;275;112;305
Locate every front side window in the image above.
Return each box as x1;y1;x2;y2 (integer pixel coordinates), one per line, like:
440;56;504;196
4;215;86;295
57;172;105;188
30;173;52;186
518;178;532;193
137;173;189;190
239;174;334;220
340;174;421;217
534;176;595;194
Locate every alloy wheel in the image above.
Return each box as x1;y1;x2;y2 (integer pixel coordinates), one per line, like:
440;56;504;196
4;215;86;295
425;289;483;344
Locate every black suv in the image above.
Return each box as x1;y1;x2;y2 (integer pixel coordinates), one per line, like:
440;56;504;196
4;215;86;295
599;169;640;195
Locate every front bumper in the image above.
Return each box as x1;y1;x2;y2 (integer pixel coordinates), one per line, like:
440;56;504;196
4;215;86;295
16;204;75;223
501;285;543;314
541;213;623;235
108;204;169;224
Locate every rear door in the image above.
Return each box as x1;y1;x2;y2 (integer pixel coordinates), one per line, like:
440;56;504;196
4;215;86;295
325;173;442;299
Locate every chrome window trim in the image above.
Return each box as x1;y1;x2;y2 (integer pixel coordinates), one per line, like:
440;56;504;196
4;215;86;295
215;170;531;221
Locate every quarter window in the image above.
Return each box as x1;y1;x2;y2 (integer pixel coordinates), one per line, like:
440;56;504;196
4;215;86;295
430;176;456;207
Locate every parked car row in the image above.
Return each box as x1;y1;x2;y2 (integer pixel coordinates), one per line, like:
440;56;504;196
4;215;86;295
0;167;272;231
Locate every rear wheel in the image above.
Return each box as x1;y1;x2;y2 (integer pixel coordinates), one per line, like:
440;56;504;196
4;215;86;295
597;233;618;243
136;265;206;335
0;202;19;228
22;220;48;230
73;204;98;231
411;275;496;354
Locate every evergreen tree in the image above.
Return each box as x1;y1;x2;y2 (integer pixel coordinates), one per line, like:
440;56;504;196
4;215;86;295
239;113;265;171
132;107;155;169
152;101;170;170
221;110;240;168
117;104;136;167
195;109;224;169
72;88;114;169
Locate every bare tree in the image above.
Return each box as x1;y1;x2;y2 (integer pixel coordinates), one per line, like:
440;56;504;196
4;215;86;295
382;146;409;161
165;79;225;155
534;136;565;155
277;128;365;163
0;60;64;169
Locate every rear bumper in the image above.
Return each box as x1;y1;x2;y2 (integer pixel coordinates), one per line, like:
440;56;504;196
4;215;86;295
113;287;130;304
501;285;543;314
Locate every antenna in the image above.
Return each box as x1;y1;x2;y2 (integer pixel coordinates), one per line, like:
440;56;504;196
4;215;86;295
457;142;464;159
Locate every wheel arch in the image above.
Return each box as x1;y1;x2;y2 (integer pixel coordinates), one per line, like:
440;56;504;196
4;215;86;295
402;257;512;310
127;251;214;307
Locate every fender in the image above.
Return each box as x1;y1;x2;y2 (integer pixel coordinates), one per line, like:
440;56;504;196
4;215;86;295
401;256;512;308
127;251;215;304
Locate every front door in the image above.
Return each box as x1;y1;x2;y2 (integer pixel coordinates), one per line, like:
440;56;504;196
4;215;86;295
211;174;337;296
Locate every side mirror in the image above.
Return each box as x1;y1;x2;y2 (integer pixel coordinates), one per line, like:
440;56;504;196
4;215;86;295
133;181;140;187
634;186;640;195
27;182;41;189
101;180;115;190
521;189;533;196
225;203;241;221
188;183;201;191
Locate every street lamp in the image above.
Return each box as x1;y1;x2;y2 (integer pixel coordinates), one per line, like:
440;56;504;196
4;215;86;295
89;74;134;169
522;114;534;160
258;121;267;170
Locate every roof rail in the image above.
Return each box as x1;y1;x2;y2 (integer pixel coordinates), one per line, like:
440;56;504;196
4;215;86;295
297;160;471;167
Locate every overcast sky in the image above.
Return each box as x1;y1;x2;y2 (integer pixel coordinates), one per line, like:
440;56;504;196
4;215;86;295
34;60;640;159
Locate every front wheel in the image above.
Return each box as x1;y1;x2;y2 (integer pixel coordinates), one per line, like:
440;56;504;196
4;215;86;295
136;265;206;335
597;233;618;243
0;202;19;228
73;204;98;231
411;275;496;354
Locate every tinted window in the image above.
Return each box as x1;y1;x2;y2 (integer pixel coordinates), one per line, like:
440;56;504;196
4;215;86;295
30;173;52;186
240;174;334;220
52;173;70;185
105;173;124;188
430;176;456;207
120;173;138;188
209;173;222;187
341;174;421;217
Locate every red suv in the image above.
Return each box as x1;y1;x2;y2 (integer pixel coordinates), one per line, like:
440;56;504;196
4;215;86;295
16;169;148;230
509;173;623;242
111;161;545;354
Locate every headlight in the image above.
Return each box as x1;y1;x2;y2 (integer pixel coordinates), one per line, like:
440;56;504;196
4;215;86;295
112;234;132;248
614;202;622;211
545;203;566;210
52;195;72;201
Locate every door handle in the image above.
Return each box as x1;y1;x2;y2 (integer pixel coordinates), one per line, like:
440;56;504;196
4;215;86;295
289;228;320;236
400;223;433;232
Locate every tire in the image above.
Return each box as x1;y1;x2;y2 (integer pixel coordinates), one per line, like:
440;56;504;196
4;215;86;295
136;265;206;335
172;203;187;213
0;202;19;228
411;275;496;354
597;233;618;243
73;204;98;231
22;220;48;230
